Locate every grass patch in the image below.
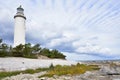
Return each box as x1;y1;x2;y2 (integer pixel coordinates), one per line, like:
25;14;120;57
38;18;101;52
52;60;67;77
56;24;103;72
0;68;49;79
39;63;100;78
0;63;100;79
0;71;21;79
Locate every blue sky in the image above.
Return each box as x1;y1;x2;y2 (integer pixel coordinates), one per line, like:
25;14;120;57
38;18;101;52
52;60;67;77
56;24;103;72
0;0;120;61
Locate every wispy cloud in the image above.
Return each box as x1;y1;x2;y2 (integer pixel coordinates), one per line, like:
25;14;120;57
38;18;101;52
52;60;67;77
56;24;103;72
0;0;120;60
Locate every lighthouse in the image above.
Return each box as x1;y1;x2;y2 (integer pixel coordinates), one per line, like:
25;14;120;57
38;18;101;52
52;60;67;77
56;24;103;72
14;5;26;47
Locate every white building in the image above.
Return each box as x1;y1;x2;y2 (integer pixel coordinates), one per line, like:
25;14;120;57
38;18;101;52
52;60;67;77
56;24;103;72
14;5;26;47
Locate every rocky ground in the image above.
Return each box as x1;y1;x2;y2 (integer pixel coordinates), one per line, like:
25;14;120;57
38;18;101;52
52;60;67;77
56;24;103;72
0;57;77;71
1;58;120;80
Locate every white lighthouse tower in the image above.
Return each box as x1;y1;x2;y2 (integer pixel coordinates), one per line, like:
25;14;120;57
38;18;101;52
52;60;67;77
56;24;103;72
14;5;26;47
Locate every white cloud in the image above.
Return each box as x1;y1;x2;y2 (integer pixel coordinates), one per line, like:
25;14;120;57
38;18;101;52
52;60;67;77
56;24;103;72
75;43;111;55
0;0;120;60
63;52;113;61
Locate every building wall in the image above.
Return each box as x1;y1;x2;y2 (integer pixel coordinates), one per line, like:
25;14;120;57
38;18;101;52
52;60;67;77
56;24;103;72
14;17;25;47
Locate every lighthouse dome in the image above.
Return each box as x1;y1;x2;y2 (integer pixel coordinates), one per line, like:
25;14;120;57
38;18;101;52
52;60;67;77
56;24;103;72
14;5;26;19
17;5;24;14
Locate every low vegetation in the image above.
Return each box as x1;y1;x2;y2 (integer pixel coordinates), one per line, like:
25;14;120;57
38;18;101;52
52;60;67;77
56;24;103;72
39;63;100;78
0;68;49;79
40;48;66;59
0;63;99;79
0;38;66;59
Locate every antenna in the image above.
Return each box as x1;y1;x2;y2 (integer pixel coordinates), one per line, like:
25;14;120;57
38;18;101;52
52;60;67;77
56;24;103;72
20;5;22;8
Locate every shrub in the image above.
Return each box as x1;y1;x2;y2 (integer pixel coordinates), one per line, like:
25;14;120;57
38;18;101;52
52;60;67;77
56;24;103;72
49;63;54;70
39;64;100;78
23;54;37;59
0;51;7;57
0;38;66;59
40;49;66;59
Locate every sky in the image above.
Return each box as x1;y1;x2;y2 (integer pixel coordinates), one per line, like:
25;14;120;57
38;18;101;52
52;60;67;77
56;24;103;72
0;0;120;61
